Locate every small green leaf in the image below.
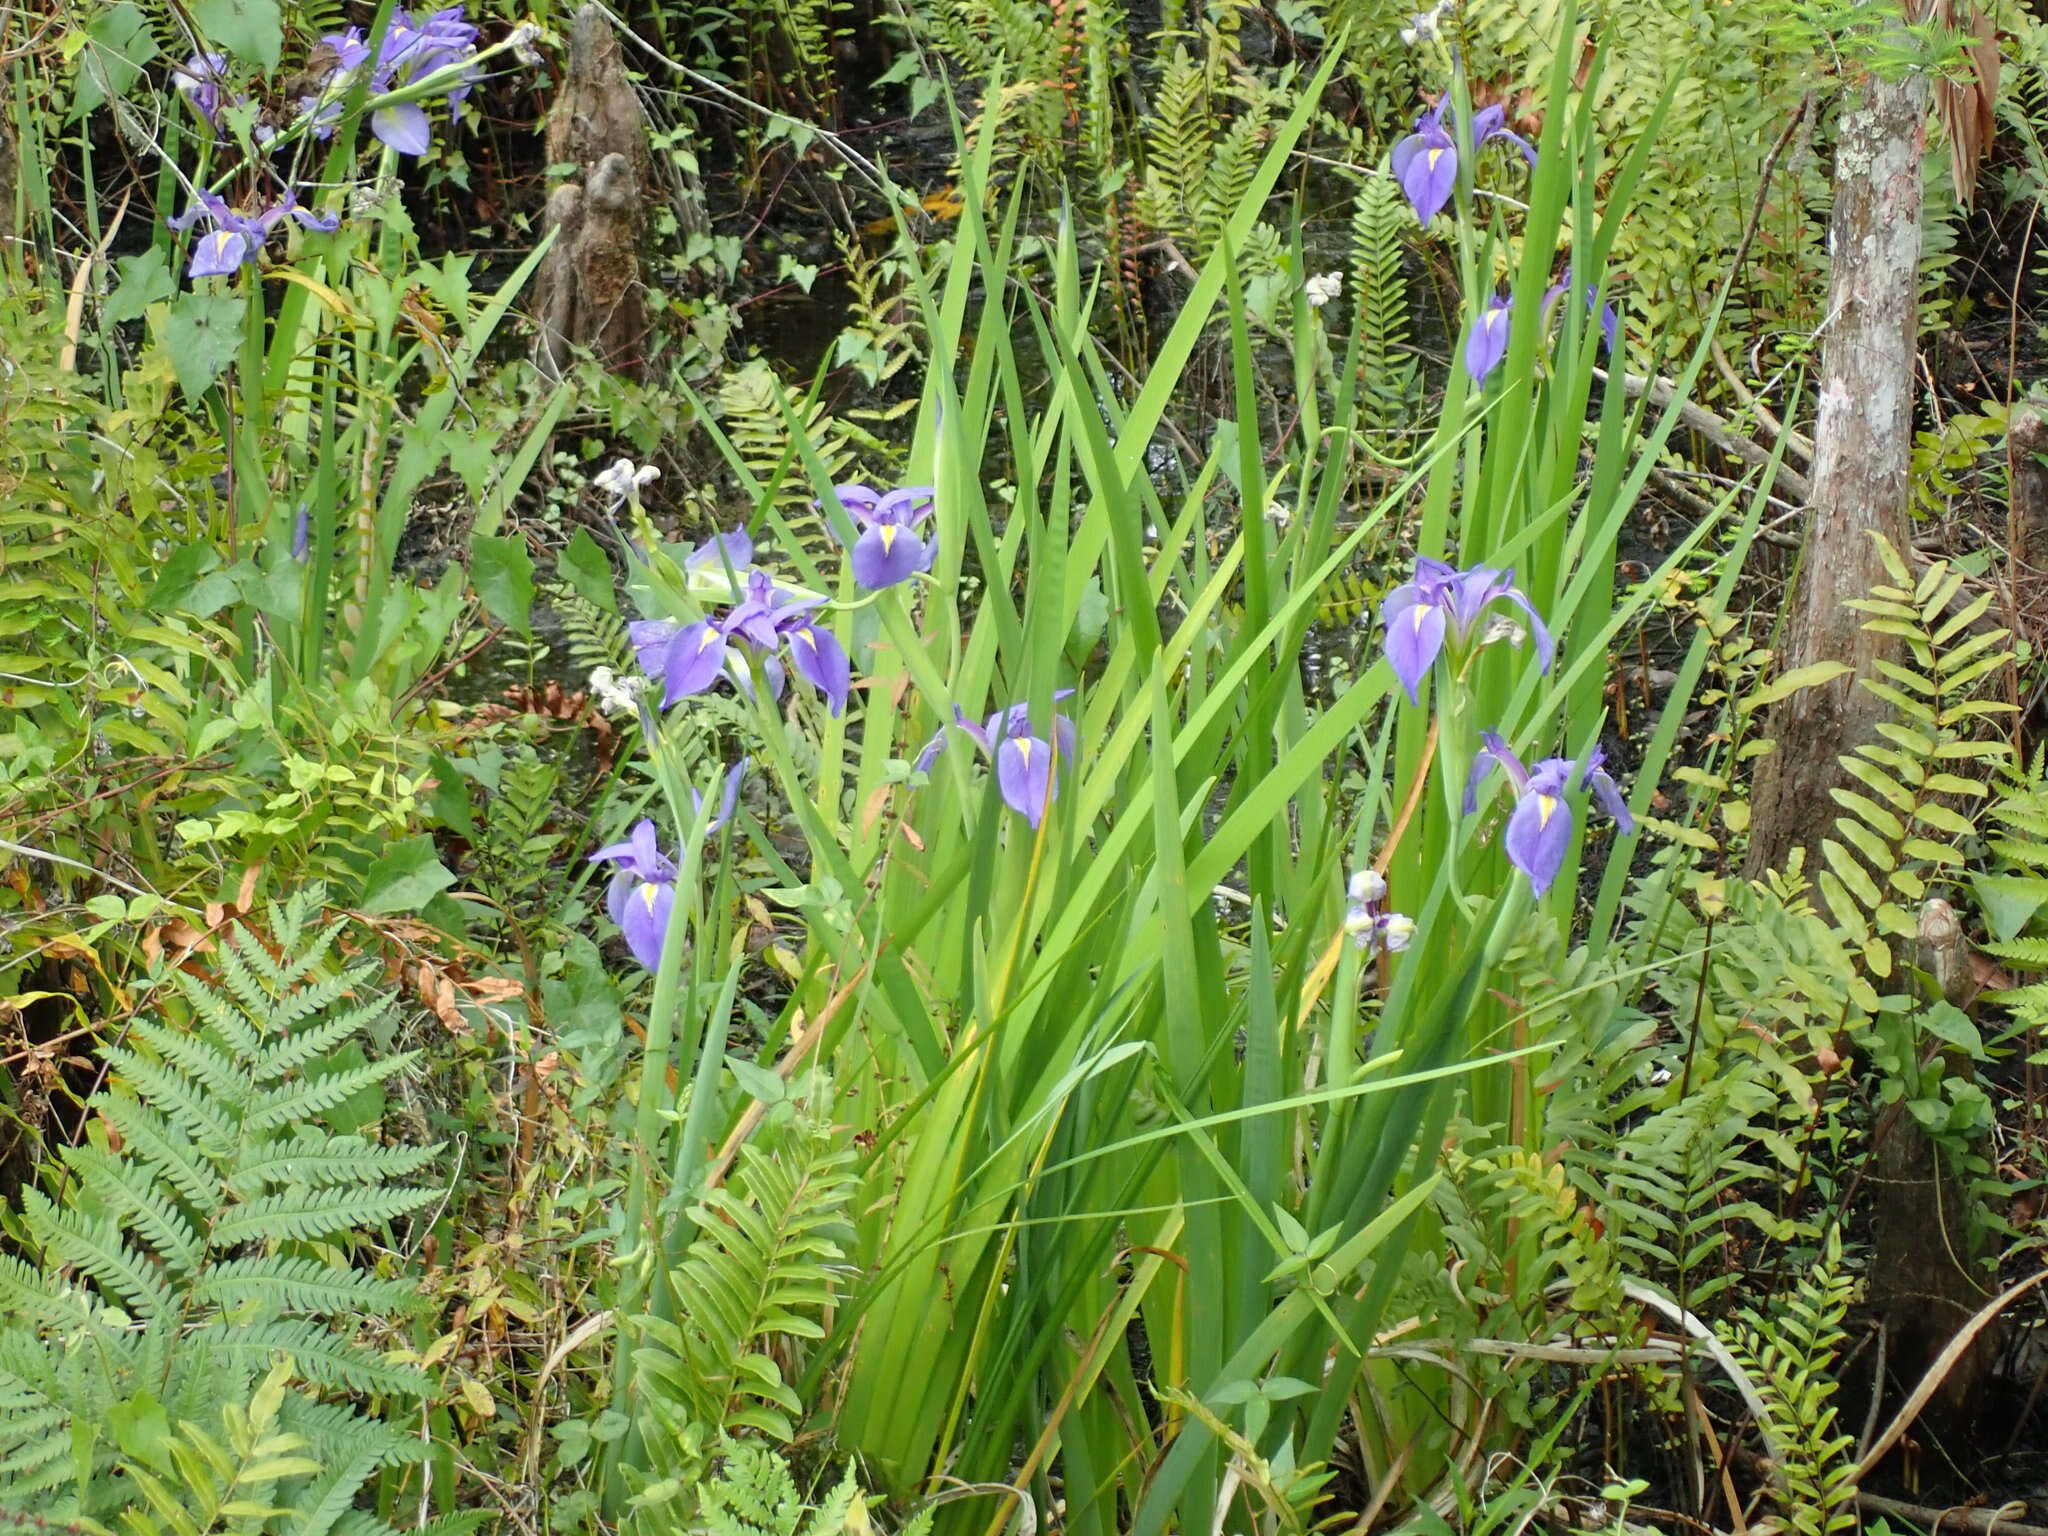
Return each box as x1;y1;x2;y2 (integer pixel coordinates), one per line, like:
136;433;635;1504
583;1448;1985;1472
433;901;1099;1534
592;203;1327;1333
360;835;458;915
470;535;535;634
162;289;245;401
559;529;617;613
71;2;158;115
1748;660;1853;710
105;248;174;325
191;0;282;69
726;1055;788;1105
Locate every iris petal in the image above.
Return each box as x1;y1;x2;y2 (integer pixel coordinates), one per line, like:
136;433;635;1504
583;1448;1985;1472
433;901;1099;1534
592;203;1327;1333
785;624;850;716
1504;790;1572;896
662;621;729;704
996;735;1055;827
1381;594;1446;704
851;524;927;590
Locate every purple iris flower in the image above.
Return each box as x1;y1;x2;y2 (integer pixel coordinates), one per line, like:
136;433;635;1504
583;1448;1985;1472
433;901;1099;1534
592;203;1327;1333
172;52;233;128
1543;266;1620;353
1390;99;1459;224
630;559;850;716
1464;293;1513;384
1390;98;1537;225
588;762;746;969
588;819;680;971
916;692;1078;828
1463;733;1634;896
1379;557;1554;705
832;483;937;591
168;190;339;279
304;5;479;156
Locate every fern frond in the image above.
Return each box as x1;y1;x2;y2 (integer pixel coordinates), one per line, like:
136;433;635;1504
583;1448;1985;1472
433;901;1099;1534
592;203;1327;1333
636;1111;858;1447
212;1186;439;1247
0;899;438;1516
98;1044;239;1154
95;1094;219;1212
128;1015;253;1110
64;1145;204;1277
189;1257;426;1319
23;1192;176;1320
243;1050;419;1135
0;1254;104;1331
229;1130;441;1192
259;958;374;1040
218;1321;429;1396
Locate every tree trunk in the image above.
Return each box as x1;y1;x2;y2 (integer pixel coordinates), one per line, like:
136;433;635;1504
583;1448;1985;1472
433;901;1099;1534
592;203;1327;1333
1745;55;1930;876
1865;899;1994;1457
535;4;652;379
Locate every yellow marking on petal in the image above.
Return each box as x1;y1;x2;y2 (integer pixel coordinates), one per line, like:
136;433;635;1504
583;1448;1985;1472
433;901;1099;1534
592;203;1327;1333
1411;607;1429;631
797;627;815;649
213;232;236;259
639;883;660;912
699;628;721;649
1536;794;1557;827
1427;148;1446;169
1015;739;1034;766
879;525;897;553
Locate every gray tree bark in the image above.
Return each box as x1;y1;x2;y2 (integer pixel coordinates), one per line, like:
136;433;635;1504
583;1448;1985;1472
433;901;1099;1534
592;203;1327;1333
1745;58;1929;876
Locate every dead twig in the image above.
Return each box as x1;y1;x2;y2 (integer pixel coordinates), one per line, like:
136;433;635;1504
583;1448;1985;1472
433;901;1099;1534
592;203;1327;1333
1852;1492;2048;1536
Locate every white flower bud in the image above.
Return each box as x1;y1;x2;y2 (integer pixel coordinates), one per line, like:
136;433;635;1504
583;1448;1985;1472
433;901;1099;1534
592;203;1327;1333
1481;614;1526;650
588;665;647;714
1348;869;1387;905
593;458;659;505
1379;913;1417;952
1304;271;1343;308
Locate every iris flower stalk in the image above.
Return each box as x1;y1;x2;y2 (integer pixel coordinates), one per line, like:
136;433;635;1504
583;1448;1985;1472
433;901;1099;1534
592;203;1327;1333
598;744;751;1506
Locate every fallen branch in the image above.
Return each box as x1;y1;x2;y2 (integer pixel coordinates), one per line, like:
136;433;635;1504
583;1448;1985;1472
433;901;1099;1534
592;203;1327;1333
1852;1492;2048;1536
1599;368;1813;506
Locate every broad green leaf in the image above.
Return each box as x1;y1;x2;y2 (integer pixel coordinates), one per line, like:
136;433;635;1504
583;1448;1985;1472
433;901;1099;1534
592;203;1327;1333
191;0;282;68
147;544;238;618
1971;871;2048;943
105;249;174;325
71;2;157;115
470;535;536;634
162;290;246;401
1748;660;1852;710
559;529;617;613
360;835;458;915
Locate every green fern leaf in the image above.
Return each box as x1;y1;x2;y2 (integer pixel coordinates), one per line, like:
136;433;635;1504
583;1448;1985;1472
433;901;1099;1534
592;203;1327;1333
212;1186;439;1247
